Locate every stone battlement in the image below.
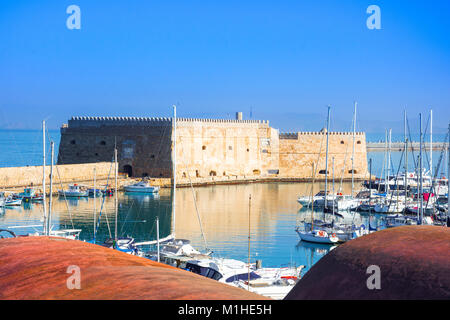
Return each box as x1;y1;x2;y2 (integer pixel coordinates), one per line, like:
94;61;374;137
280;131;365;139
68;116;269;128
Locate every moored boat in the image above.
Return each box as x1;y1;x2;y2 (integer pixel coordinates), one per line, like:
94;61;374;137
124;180;160;193
58;184;89;197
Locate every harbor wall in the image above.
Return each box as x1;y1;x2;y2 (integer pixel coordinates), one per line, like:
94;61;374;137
0;162;112;189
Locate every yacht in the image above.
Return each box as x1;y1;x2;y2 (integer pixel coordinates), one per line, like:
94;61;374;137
124;180;160;193
184;257;304;300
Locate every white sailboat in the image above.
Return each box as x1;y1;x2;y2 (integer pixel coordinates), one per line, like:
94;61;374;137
296;106;340;244
136;105;209;261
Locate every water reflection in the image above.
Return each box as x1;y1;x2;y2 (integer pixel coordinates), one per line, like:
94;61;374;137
0;182;370;271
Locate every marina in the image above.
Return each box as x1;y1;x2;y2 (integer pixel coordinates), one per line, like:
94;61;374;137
0;108;449;300
1;1;449;303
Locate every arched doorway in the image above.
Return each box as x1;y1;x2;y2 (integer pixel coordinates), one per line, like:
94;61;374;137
123;165;133;177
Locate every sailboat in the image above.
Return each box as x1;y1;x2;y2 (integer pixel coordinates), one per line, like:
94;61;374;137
296;107;340;244
100;148;143;256
135;105;210;262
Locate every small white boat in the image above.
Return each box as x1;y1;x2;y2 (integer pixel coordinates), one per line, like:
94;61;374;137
124;181;160;193
296;227;339;244
58;184;89;197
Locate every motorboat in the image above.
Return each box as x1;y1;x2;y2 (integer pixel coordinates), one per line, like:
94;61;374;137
101;237;143;256
184;257;304;300
374;200;405;213
124;180;160;193
16;187;42;202
145;239;211;264
297;191;332;207
58;184;89;197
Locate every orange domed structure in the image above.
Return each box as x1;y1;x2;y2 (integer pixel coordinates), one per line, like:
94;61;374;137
0;236;267;300
286;226;450;300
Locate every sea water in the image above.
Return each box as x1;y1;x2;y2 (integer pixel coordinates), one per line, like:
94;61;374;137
0;129;447;273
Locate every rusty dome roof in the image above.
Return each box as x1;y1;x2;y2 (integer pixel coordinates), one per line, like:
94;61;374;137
0;236;267;300
285;226;450;300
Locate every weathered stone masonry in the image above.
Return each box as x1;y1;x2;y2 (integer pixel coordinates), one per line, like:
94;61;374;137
58;116;368;181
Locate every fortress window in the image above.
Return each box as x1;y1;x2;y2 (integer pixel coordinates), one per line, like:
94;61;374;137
209;171;217;176
246;148;249;152
262;149;268;153
319;170;328;174
348;169;358;174
70;140;76;145
357;140;361;144
150;155;155;159
202;145;206;150
253;169;261;175
340;141;344;144
228;146;232;150
95;153;99;156
196;170;200;178
182;172;187;178
100;141;106;146
223;171;226;176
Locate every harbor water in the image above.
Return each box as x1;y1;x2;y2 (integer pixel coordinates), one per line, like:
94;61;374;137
0;129;448;274
1;181;380;274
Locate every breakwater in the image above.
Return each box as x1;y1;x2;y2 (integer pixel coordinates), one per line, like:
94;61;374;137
367;142;448;152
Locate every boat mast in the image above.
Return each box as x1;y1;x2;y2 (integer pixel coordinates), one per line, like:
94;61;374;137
324;106;330;209
351;101;357;197
156;216;160;263
42;120;47;235
430;109;433;177
384;129;388;193
93;167;96;242
247;194;251;291
387;128;392;192
332;157;335;217
446;123;450;225
311;163;315;230
114;147;118;243
419;113;423;224
172;104;177;238
368;158;372;212
404;110;408;209
47;141;54;236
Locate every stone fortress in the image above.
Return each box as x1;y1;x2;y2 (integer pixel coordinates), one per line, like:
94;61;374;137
57;113;368;183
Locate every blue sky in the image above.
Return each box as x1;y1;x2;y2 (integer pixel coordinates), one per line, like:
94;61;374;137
0;0;449;133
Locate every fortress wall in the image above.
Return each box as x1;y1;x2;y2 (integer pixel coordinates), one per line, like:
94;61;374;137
175;119;277;179
278;132;368;179
58;117;173;178
0;162;111;189
57;117;369;182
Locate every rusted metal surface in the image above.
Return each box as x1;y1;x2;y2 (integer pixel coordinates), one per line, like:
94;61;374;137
286;226;450;300
0;236;268;300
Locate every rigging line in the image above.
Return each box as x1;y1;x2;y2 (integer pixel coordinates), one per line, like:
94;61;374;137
386;148;405;212
337;117;355;194
179;140;209;252
54;163;75;230
95;158;114;239
424;130;449;210
406;116;418;170
119;198;137;235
